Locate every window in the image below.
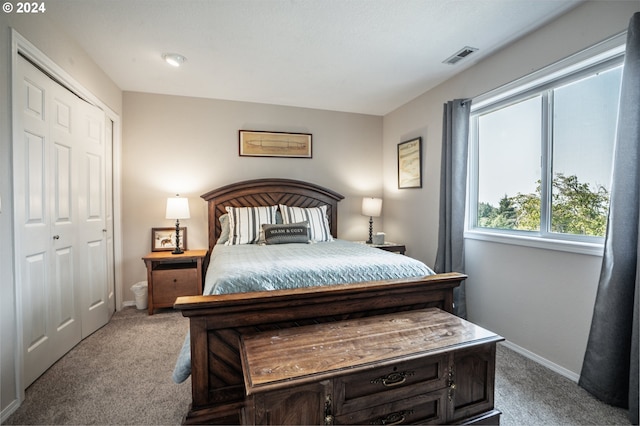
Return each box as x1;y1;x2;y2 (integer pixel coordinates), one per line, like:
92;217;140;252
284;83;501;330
468;50;624;247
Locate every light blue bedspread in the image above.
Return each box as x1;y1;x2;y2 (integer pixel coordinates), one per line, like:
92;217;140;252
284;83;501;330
172;240;434;383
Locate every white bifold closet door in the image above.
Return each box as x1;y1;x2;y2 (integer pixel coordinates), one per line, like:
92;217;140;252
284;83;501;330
14;55;112;387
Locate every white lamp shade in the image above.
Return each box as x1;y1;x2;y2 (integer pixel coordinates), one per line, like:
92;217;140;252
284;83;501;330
166;196;191;220
362;197;382;217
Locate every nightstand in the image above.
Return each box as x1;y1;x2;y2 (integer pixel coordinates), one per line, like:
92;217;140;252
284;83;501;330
355;241;406;255
142;249;207;315
369;242;406;254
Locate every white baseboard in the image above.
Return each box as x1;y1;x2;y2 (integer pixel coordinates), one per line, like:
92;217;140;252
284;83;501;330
501;340;580;383
1;398;20;423
121;300;136;308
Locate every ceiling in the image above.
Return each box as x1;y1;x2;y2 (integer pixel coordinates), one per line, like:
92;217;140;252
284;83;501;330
45;0;583;115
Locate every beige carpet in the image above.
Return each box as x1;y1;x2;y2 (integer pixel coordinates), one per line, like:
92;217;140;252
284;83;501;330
5;307;631;425
6;307;192;425
495;345;630;425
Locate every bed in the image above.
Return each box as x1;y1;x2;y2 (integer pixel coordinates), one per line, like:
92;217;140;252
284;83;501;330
173;178;467;424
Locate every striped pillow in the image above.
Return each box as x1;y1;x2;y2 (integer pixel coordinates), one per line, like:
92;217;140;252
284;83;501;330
279;204;333;242
225;205;278;245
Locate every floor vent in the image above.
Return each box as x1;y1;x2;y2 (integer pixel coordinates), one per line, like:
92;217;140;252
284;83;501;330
443;46;478;65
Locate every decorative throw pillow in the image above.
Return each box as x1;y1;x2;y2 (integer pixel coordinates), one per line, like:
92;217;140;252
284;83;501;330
225;205;277;245
278;204;333;242
217;214;230;245
262;222;310;245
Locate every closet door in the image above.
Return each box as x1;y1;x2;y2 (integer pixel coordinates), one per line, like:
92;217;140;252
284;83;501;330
105;119;116;316
14;55;111;386
15;55;82;386
76;100;109;337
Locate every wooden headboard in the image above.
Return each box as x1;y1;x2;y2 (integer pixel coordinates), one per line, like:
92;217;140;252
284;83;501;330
200;178;345;251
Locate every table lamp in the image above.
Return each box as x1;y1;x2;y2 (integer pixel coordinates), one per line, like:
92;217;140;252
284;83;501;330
362;197;382;244
165;194;190;254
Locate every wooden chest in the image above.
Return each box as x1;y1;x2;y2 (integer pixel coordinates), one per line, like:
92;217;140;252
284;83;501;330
240;308;504;425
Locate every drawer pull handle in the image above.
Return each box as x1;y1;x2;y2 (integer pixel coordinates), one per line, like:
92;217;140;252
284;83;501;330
370;370;414;387
371;410;413;425
448;366;455;401
324;394;333;426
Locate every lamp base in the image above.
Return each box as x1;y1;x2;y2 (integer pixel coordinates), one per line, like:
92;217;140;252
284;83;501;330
172;219;184;255
367;216;374;244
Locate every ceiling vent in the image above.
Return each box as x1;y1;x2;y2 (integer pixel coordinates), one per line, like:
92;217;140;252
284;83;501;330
443;46;478;65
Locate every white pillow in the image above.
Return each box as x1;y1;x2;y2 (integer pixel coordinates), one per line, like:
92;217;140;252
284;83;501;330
278;204;333;242
225;205;278;245
217;214;230;245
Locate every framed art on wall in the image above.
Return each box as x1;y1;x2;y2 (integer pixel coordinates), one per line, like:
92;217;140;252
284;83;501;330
398;137;422;189
239;130;312;158
151;227;187;252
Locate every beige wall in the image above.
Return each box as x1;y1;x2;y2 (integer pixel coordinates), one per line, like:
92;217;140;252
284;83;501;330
121;92;383;301
1;13;122;418
382;1;639;377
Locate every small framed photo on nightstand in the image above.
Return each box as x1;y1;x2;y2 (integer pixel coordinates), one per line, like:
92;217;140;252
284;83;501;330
151;227;187;252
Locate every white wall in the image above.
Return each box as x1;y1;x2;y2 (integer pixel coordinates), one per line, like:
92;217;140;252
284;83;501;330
382;1;639;378
121;92;383;301
0;13;122;419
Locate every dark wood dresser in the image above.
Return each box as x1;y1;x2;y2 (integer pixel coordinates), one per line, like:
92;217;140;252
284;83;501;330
240;308;504;425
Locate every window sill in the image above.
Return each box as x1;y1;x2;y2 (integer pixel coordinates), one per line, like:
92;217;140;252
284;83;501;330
464;230;604;257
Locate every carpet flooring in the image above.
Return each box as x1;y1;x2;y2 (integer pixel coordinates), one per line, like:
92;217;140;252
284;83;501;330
5;307;631;425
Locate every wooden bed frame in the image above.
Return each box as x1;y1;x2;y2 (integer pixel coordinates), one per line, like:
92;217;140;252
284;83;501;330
174;178;466;424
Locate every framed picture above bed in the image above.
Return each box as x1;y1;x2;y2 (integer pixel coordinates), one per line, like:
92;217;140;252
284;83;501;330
398;137;422;189
151;227;187;252
239;130;312;158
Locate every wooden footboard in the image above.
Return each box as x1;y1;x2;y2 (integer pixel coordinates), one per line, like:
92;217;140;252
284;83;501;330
174;272;466;425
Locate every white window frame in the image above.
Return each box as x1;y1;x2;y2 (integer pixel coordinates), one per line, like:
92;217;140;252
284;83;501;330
465;33;626;256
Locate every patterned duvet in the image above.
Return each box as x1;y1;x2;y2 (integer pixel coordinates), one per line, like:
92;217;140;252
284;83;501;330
204;239;434;295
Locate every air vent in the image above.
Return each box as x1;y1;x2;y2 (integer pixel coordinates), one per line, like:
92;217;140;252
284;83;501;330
443;46;478;65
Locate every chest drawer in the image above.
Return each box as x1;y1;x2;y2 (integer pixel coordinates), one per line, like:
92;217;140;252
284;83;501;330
334;354;448;414
152;267;199;305
335;388;448;425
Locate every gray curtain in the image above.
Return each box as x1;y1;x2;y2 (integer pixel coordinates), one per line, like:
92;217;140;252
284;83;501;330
579;12;640;425
435;99;471;319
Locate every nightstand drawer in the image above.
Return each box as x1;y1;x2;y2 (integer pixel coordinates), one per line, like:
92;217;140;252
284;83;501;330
334;353;448;414
334;389;448;425
152;268;199;305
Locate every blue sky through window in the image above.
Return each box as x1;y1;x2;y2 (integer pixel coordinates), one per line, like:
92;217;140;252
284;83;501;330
476;65;622;209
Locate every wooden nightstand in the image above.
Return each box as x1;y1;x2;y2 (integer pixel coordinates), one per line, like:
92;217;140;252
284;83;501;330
142;249;207;315
356;241;406;255
371;242;406;254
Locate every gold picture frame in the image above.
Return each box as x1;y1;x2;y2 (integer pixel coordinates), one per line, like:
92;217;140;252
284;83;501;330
398;137;422;189
151;227;187;252
239;130;312;158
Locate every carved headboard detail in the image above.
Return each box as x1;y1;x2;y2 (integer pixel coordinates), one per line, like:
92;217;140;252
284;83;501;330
200;178;345;251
